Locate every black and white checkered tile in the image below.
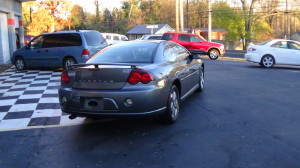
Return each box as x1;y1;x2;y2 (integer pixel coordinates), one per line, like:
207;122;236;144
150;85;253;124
0;67;90;131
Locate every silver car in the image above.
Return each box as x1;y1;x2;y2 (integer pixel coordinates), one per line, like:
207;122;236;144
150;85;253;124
58;40;204;123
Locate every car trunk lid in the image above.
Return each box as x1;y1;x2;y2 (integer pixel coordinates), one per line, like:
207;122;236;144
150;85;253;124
67;64;136;90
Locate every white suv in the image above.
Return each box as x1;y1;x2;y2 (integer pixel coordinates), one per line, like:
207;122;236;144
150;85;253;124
102;33;128;45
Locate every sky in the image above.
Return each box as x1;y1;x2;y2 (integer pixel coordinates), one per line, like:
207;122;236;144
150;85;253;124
72;0;123;12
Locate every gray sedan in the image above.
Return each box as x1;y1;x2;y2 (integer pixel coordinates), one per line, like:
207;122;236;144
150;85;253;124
58;40;204;123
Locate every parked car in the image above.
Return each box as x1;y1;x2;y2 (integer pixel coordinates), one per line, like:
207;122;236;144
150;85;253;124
245;39;300;68
102;33;128;45
11;30;108;70
140;34;162;40
59;40;205;124
161;32;225;60
24;35;35;45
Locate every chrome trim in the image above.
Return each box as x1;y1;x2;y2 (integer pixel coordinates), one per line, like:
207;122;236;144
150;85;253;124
180;70;199;81
65;107;167;116
181;84;199;100
103;98;119;109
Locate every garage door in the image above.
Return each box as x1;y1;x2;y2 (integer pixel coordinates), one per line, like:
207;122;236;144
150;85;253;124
0;12;10;64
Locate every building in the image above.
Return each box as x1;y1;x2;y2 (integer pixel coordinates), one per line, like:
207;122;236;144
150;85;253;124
0;0;33;64
188;28;227;42
126;24;174;40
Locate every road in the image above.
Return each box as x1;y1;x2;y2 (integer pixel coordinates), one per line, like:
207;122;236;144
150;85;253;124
1;60;300;168
224;50;246;58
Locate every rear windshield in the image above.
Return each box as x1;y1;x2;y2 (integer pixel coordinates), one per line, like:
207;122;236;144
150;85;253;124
83;31;107;46
87;42;158;63
161;34;174;40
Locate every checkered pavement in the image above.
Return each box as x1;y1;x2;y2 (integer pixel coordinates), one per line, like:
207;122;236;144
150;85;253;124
0;67;93;131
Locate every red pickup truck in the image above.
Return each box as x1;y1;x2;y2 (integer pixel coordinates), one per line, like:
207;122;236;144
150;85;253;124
161;32;225;60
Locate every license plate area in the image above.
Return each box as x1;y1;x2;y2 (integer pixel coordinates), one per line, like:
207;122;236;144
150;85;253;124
84;97;103;110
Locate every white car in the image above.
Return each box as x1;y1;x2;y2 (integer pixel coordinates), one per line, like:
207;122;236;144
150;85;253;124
139;34;162;40
102;33;128;45
245;39;300;68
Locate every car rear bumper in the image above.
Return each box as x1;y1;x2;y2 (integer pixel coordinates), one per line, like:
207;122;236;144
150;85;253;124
58;86;167;117
245;53;261;63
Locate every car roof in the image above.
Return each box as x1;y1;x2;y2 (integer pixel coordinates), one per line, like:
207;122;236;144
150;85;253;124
164;32;195;36
102;33;125;36
41;30;98;35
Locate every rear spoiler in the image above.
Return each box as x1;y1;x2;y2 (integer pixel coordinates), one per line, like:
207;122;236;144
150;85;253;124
66;63;138;70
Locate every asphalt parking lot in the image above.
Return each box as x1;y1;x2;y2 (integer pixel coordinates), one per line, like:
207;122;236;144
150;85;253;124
1;59;300;168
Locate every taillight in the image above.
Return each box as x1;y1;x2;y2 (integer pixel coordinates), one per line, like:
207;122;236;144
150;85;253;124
82;49;89;57
248;47;256;51
61;70;70;83
127;69;154;85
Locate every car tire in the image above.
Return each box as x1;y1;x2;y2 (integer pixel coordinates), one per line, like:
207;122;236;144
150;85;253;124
260;55;275;68
196;66;204;92
208;49;219;60
161;85;180;124
64;57;77;67
15;57;26;70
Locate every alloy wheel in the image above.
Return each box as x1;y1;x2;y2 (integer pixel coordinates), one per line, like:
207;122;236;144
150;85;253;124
262;55;274;68
16;58;25;70
169;87;179;120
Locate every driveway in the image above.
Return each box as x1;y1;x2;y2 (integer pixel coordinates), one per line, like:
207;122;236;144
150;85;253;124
1;60;300;167
0;67;95;131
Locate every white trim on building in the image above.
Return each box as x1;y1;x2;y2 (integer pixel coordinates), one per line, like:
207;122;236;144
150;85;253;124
0;0;34;64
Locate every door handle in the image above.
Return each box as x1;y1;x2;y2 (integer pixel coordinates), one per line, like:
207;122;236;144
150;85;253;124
37;50;41;53
45;50;48;53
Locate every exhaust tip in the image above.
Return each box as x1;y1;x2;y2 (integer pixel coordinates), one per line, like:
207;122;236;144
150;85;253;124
69;114;77;120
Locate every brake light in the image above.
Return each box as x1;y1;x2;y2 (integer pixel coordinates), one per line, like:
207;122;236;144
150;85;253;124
61;70;70;83
127;69;154;85
248;47;256;51
82;49;89;57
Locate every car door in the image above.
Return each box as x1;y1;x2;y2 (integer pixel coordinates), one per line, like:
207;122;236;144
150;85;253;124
25;35;45;66
164;43;189;96
176;45;200;92
288;41;300;65
177;34;191;50
270;41;291;64
173;44;198;98
40;34;62;67
189;35;206;53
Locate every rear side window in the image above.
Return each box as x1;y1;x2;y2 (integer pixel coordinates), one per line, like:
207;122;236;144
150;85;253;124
121;36;128;41
113;36;120;40
106;35;111;40
161;34;174;40
164;43;189;62
42;33;82;48
178;34;190;42
83;31;107;46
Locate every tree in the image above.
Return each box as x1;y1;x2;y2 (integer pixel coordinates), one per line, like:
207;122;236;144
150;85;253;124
37;0;73;32
187;0;208;28
212;2;245;43
68;4;86;30
22;0;73;35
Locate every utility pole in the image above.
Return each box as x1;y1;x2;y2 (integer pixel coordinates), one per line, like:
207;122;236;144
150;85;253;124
180;0;184;31
186;0;189;29
176;0;179;32
208;0;212;42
